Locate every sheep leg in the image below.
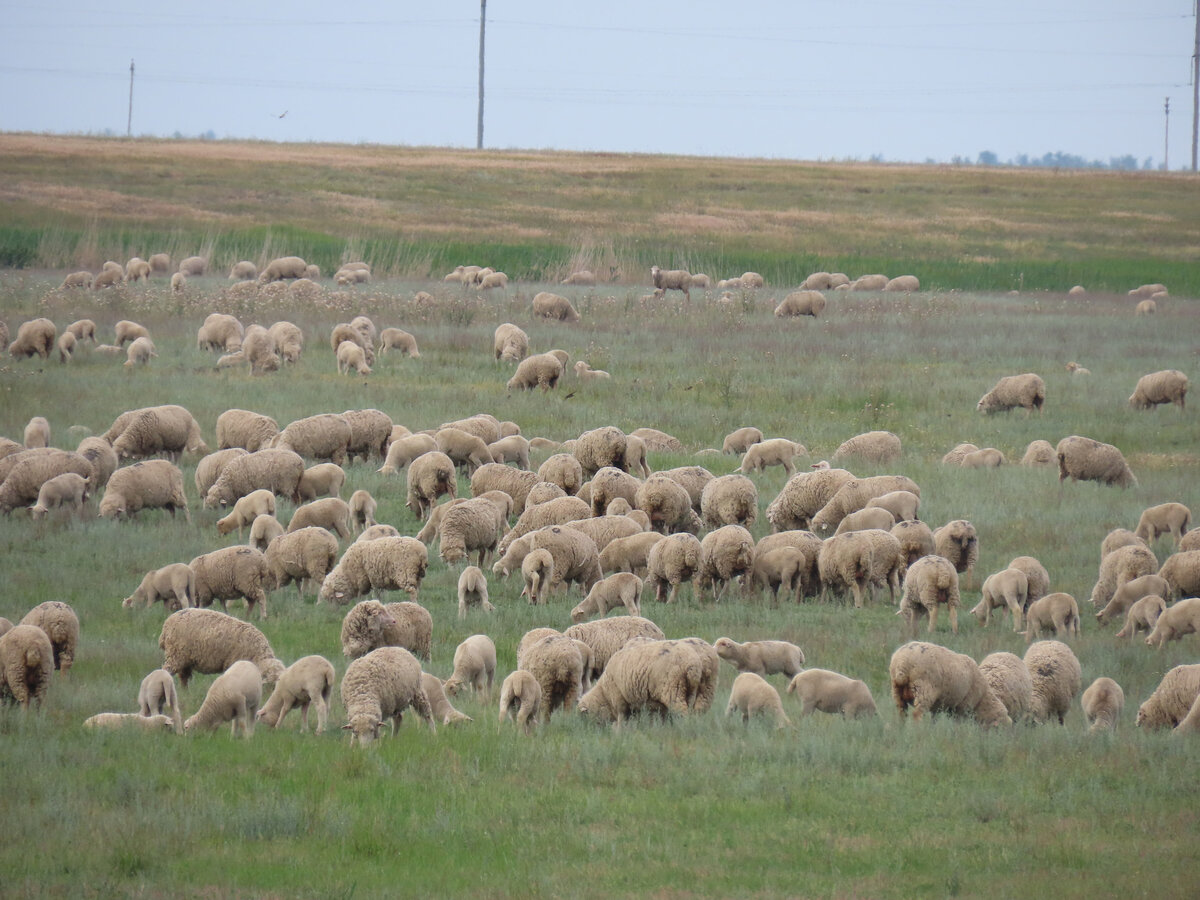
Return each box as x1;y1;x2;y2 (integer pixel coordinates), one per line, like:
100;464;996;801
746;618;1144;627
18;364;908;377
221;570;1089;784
948;605;958;634
851;581;865;610
927;603;939;633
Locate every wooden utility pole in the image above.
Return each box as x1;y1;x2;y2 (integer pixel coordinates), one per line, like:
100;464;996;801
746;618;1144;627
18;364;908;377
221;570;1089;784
1192;0;1198;171
1164;97;1170;170
127;59;134;137
477;0;486;149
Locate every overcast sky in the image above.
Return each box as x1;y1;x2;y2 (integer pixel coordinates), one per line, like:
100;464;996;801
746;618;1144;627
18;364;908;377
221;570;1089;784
3;0;1197;166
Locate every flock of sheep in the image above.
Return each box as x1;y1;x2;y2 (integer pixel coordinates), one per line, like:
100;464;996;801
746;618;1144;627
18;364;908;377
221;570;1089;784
0;257;1196;745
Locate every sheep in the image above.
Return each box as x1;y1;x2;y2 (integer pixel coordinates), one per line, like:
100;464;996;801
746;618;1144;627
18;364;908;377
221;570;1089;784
257;256;307;283
571;573;643;622
287;497;353;540
751;534;823;602
111;405;208;463
971;568;1029;630
519;548;555;605
499;496;591;553
0;625;54;709
696;524;755;602
740;271;764;288
1181;531;1200;553
883;275;919;292
341;646;433;744
94;344;123;356
238;326;280;375
56;331;76;363
1020;440;1057;467
189;545;272;619
1101;528;1148;560
1135;298;1157;315
296;463;346;503
863;491;919;524
400;450;456;521
215;410;278;453
527;525;603;596
645;533;703;604
650;266;692;301
114;320;150;347
532;291;581;322
443;634;497;698
507;352;565;392
700;474;758;529
519;633;586;722
378;434;439;475
123;336;158;367
348;490;377;533
0;449;94;515
564;615;664;682
1096;574;1170;625
562;269;597;286
587;467;642;519
75;436;117;491
182;660;262;737
1065;361;1091;376
197;314;245;353
775;291;826;318
339;599;398;659
498;669;542;734
932;519;978;587
976;373;1045;414
493;323;529;363
1129;370;1188;411
138;669;184;733
746;546;806;604
203;448;305;509
739;439;808;477
809;475;921;535
634;474;699;535
726;673;790;728
1023;640;1082;726
574;426;629;478
264;527;340;599
1136;502;1191;547
61;271;93;289
1090;543;1158;608
562;514;644;555
29;472;89;519
598;531;664;577
577;639;703;724
713;638;804;678
655;466;713;514
477;271;508;290
977;652;1033;724
1135;664;1200;729
889;641;1011;727
0;617;10;637
216;489;275;537
226;260;257;281
1116;594;1168;639
377;327;420;358
455;565;493;618
832;431;903;465
834;507;896;536
1145;597;1200;648
357;524;400;543
123;563;195;611
8;318;56;360
93;267;123;290
99;460;189;521
250;513;288;553
158;608;283;689
941;443;979;465
439;497;507;566
442;414;503;444
766;467;856;532
814;531;873;608
487;435;531;469
254;655;336;735
960;448;1006;468
319;536;428;605
786;669;877;718
265;320;302;364
333;341;370;376
436;427;493;475
722;427;764;455
899;555;960;633
17;601;77;679
421;672;471;726
1056;435;1137;489
1080;677;1124;734
574;361;611;382
177;256;205;276
273;414;353;466
626;427;680;453
1130;282;1167;298
1023;592;1080;642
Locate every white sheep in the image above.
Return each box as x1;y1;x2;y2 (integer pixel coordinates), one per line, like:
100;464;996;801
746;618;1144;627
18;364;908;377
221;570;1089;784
971;568;1028;631
158;608;284;690
297;463;346;502
650;266;692;301
976;373;1045;414
1095;574;1169;626
1024;640;1082;725
184;660;262;737
1115;594;1167;639
138;668;184;733
570;573;642;622
785;669;877;718
379;328;420;358
889;641;1010;727
319;536;428;604
1056;435;1137;489
19;600;80;675
1135;502;1191;547
1136;664;1200;729
1081;677;1124;734
0;624;55;708
832;431;902;465
899;555;960;634
189;546;273;618
216;488;275;537
264;527;340;599
739;438;808;477
1145;597;1200;648
1129;370;1188;411
713;638;804;678
497;669;542;734
28;472;89;519
340;646;434;744
774;291;826;318
443;634;497;698
84;713;176;732
519;633;586;722
577;640;702;724
574;361;611;381
696;524;755;602
977;652;1033;724
248;514;285;552
726;672;790;728
123;563;195;611
256;655;336;734
1023;592;1080;642
336;340;372;376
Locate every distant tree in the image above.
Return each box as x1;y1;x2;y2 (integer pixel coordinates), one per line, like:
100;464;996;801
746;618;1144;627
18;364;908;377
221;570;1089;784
1109;155;1138;171
1142;157;1154;170
977;150;999;166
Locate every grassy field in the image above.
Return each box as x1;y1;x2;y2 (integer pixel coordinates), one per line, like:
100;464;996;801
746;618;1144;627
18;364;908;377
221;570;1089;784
1;138;1199;898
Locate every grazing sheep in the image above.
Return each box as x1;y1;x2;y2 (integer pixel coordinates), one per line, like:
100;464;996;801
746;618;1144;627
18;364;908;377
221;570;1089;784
746;546;806;604
532;291;581;323
29;472;89;519
111;405;208;463
477;271;508;290
765;467;856;532
571;573;642;622
177;256;205;276
889;641;1010;727
378;434;438;476
1116;594;1168;639
977;652;1033;724
507;352;564;392
1023;640;1082;726
810;475;921;536
56;331;76;362
519;633;587;722
1101;528;1148;560
775;291;827;318
1145;596;1200;648
216;489;275;537
287;497;353;540
339;600;398;659
650;266;692;301
864;490;920;523
443;634;497;698
273;414;353;466
933;519;979;587
8;318;56;360
562;269;596;286
357;524;400;543
977;373;1045;414
99;460;189;521
0;625;54;709
75;436;117;492
123;336;157;367
203;448;304;510
713;638;804;678
892;520;936;566
972;568;1029;630
250;512;288;550
439;496;507;566
1135;298;1157;315
378;328;420;358
0;449;94;515
833;431;902;465
406;451;457;520
341;646;433;744
264;527;340;599
487;435;531;470
573;426;629;479
856;529;908;605
726;672;790;728
1090;543;1158;608
348;490;377;533
577;640;702;724
336;341;371;376
93;266;123;289
1096;574;1170;625
1081;677;1124;734
320;536;428;605
721;427;764;456
961;448;1006;468
114;320;150;347
138;668;184;733
520;548;555;605
1023;592;1080;642
786;669;877;718
215;410;278;453
228;260;257;281
1129;370;1188;411
183;660;263;737
700;474;757;529
61;271;93;289
834;507;896;536
739;439;808;477
1056;435;1137;489
633;474;696;535
436;427;493;475
499;496;591;554
941;443;979;466
258;256;307;283
255;655;335;734
158;608;283;689
1135;502;1191;547
493;323;529;363
123;563;195;611
527;525;603;596
599;531;664;578
586;467;642;519
23;417;50;449
457;565;493;618
296;463;346;503
197;314;245;353
266;321;303;364
498;669;542;734
1020;440;1057;467
899;555;960;633
18;601;79;675
815;531;873;609
420;672;471;726
645;533;703;604
189;545;272;619
1136;664;1200;729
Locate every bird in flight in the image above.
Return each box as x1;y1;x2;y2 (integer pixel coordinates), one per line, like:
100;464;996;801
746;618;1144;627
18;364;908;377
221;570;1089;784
277;110;288;119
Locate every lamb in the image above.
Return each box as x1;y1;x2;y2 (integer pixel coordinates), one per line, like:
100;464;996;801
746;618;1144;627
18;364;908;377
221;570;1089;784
98;459;189;520
1020;440;1057;467
809;475;920;535
519;633;587;722
977;652;1033;724
571;573;643;622
488;434;533;471
76;436;118;490
521;549;555;604
700;474;757;529
941;443;979;465
189;546;272;619
961;448;1006;468
436;427;493;474
215;410;278;453
56;331;76;363
766;466;856;532
889;641;1011;727
726;672;790;728
899;555;960;633
1135;664;1200;729
629;427;683;452
329;323;372;360
976;373;1045;414
646;533;703;604
1065;361;1090;375
832;431;902;465
61;271;93;289
137;669;184;733
356;524;399;543
498;669;542;734
507;352;565;392
713;638;805;678
406;451;457;520
171;272;186;292
1135;502;1191;547
532;291;581;322
93;266;123;289
255;655;335;734
258;256;308;283
198;314;245;353
287;497;353;540
786;669;877;719
577;640;706;723
341;646;434;744
1135;298;1157;315
178;256;206;276
1023;640;1082;725
114;320;150;347
111;405;208;463
345;490;377;534
216;489;275;536
268;321;303;363
971;568;1029;630
564;615;664;682
1130;282;1167;298
1115;593;1168;639
1023;592;1080;642
123;563;195;611
8;318;56;360
336;341;372;375
439;496;507;566
264;527;340;599
442;414;503;444
1090;543;1158;608
0;625;54;709
273;414;353;466
528;525;603;596
834;507;896;536
562;269;597;286
1056;435;1137;489
477;271;508;290
457;565;494;617
1128;370;1188;411
203;448;305;509
574;361;611;381
1096;574;1170;625
319;536;428;604
775;291;827;318
229;260;257;281
746;546;806;604
64;319;96;346
158;608;284;689
0;449;94;515
422;672;471;726
378;434;438;475
443;634;497;698
182;660;262;737
739;439;808;477
297;463;346;502
721;427;764;456
933;519;979;587
650;266;692;301
864;490;920;523
493;323;529;363
1145;597;1200;648
29;472;89;519
23;417;50;449
1080;677;1124;734
599;531;664;577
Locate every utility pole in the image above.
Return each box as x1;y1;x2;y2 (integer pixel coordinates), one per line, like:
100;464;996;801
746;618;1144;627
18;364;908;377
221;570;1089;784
127;59;134;138
1164;97;1170;170
1192;0;1198;171
476;0;486;149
